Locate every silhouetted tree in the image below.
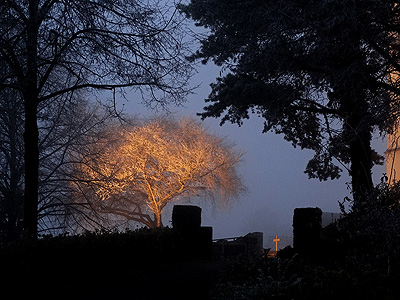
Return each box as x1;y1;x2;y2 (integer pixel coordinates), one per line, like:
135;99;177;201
0;0;193;237
36;96;114;234
0;79;113;241
73;117;244;228
0;85;24;243
180;0;400;207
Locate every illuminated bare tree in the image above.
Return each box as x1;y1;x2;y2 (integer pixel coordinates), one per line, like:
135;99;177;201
74;117;245;228
0;0;192;236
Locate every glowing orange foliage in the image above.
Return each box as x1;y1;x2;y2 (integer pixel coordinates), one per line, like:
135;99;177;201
76;117;244;228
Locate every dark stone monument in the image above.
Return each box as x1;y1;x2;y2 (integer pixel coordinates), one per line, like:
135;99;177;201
172;205;213;259
293;207;322;253
172;205;202;234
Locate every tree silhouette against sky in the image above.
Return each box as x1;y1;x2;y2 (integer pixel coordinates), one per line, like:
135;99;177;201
180;0;400;208
0;0;192;236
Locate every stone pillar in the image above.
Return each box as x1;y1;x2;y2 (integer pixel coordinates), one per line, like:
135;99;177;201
172;205;201;234
172;205;213;259
293;207;322;253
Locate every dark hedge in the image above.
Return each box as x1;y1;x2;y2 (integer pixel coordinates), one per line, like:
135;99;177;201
0;227;196;298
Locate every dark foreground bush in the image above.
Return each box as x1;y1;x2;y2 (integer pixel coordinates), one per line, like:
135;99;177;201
0;227;196;299
211;252;400;300
211;182;400;300
1;227;185;265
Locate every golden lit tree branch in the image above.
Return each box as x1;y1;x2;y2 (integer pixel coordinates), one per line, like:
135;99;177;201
73;116;245;228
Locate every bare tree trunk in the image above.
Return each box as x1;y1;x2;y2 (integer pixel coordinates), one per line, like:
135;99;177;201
23;96;39;238
154;211;163;228
349;128;374;208
23;2;40;238
7;97;23;241
345;100;374;208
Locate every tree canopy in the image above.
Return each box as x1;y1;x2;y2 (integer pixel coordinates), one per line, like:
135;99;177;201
73;117;245;229
180;0;400;206
0;0;193;236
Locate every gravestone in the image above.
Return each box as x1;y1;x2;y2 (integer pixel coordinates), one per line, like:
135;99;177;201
172;205;213;259
293;207;322;253
172;205;201;234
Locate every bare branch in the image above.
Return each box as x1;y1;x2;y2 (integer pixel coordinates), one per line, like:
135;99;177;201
73;116;245;228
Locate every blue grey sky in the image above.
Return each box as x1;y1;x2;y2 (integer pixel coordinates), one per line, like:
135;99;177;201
113;60;386;249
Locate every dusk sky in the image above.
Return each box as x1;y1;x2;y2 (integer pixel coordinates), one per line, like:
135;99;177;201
1;2;397;298
89;7;387;246
110;60;387;249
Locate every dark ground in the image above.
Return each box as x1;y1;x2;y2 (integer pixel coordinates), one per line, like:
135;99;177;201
5;258;226;300
74;259;225;300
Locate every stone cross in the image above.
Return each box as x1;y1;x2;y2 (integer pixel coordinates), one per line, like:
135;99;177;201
273;235;280;251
